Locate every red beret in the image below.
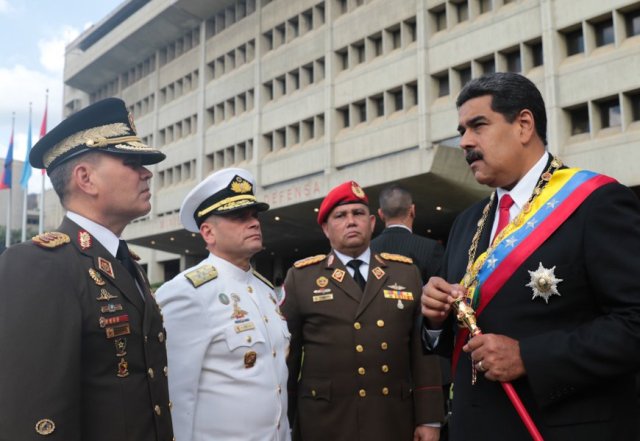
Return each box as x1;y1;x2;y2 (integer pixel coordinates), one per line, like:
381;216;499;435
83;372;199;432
317;181;368;225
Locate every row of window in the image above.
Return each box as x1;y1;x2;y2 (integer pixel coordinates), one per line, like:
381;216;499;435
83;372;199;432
263;57;325;102
262;2;326;52
335;17;416;72
206;0;257;38
567;90;640;136
336;82;417;130
158;114;198;147
158;27;201;68
207;89;255;125
159;70;199;106
430;0;517;33
208;40;255;80
263;113;325;154
434;38;543;98
157;159;197;189
128;94;155;118
205;139;254;175
121;54;157;89
561;6;640;57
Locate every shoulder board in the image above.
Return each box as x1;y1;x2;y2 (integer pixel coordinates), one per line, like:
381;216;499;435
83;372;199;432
32;232;71;249
184;264;218;288
379;252;413;264
252;270;274;289
293;254;327;268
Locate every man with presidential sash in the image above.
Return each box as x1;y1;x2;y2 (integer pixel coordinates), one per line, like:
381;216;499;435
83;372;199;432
421;72;640;440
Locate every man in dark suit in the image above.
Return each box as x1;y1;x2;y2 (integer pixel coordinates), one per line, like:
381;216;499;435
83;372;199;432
421;72;640;440
282;180;444;441
0;98;174;440
371;184;443;284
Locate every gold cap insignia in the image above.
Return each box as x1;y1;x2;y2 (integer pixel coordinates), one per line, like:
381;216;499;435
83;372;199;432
352;181;365;198
231;176;252;194
35;419;55;436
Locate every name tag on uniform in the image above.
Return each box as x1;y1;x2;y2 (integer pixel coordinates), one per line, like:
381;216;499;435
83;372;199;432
313;293;334;302
235;322;256;333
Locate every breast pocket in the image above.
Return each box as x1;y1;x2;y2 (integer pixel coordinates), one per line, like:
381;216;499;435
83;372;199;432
223;324;266;352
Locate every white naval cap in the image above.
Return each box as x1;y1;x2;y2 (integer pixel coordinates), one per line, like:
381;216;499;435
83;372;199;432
179;167;269;233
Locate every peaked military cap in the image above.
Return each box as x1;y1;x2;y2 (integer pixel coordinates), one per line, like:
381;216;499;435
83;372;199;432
30;97;165;172
180;167;270;232
317;180;369;225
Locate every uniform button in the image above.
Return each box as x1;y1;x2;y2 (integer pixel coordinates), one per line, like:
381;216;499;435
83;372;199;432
158;332;165;343
144;335;148;343
358;367;365;375
148;368;155;379
246;336;252;343
248;285;253;293
264;316;269;323
277;385;282;394
376;320;385;328
354;322;361;330
272;350;277;357
355;344;364;352
381;364;389;373
168;401;173;410
164;366;168;376
382;387;389;395
381;342;388;350
154;405;161;416
277;422;281;430
359;389;367;398
311;389;317;397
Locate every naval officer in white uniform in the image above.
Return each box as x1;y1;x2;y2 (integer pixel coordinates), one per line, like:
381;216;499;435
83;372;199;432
156;168;290;441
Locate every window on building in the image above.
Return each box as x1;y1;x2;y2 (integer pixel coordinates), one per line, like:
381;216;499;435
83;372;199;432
453;0;469;23
431;6;447;31
528;40;543;67
406;82;418;108
369;33;383;57
370;94;384;118
480;57;495;74
388;25;401;50
628;91;640;121
353;40;365;64
301;9;313;34
564;28;584;56
568;105;590;135
594;18;614;47
288;16;299;40
478;0;492;14
457;66;472;87
336;47;349;71
263;30;274;51
597;98;621;128
336;0;347;15
625;8;640;37
436;73;449;97
505;49;521;73
404;18;417;43
353;100;366;124
302;63;314;87
337;106;350;129
389;88;403;112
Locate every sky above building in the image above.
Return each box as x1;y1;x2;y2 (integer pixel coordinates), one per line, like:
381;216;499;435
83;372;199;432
0;0;123;191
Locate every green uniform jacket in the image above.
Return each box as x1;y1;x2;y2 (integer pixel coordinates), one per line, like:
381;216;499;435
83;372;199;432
282;251;444;441
0;217;173;441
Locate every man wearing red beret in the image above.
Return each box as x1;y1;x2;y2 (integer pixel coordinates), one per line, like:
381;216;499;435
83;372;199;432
281;180;444;441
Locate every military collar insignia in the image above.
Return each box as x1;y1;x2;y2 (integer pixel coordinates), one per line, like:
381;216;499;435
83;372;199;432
32;232;70;249
89;268;106;286
98;257;115;279
327;254;335;266
78;230;92;250
331;268;345;283
372;267;385;280
526;263;563;303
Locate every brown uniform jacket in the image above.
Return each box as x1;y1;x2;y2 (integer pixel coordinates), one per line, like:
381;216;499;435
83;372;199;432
0;217;173;441
282;251;444;441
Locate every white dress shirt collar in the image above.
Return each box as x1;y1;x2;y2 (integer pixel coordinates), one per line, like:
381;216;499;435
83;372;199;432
333;248;371;280
66;211;121;257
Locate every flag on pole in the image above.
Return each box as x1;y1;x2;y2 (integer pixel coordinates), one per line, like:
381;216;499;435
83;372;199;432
20;104;33;188
39;95;48;175
0;116;15;190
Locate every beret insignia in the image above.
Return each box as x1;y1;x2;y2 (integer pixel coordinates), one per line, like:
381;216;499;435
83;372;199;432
293;254;327;268
32;232;71;249
252;270;274;289
185;264;218;288
379;253;413;264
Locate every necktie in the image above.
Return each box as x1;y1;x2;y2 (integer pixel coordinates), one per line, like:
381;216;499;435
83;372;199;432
346;259;367;291
494;194;515;241
116;240;138;280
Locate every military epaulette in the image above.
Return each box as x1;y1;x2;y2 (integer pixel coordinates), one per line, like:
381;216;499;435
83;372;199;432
32;232;71;249
293;254;327;268
184;264;218;288
252;270;274;289
379;252;413;264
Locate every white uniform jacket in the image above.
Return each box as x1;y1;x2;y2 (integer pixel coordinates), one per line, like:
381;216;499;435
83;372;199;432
156;254;291;441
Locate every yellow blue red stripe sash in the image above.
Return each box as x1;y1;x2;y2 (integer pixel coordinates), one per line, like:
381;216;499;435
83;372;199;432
452;169;616;375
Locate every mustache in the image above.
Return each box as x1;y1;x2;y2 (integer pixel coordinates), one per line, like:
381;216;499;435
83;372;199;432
465;150;483;165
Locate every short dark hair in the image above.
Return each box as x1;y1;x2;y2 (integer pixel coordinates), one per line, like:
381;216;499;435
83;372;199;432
378;184;412;218
49;152;101;206
456;72;547;145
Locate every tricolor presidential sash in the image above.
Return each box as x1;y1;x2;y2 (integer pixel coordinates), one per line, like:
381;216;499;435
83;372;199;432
452;169;616;375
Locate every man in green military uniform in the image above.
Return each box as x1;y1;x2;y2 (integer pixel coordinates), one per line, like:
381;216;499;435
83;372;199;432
0;98;174;440
282;180;444;441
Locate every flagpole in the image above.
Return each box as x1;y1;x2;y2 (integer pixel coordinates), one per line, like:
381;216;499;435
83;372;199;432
5;113;15;248
21;103;32;242
38;90;48;235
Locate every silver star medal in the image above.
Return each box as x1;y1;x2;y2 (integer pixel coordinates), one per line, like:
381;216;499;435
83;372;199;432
526;262;563;303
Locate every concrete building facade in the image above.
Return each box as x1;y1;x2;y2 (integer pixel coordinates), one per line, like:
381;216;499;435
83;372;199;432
62;0;640;283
